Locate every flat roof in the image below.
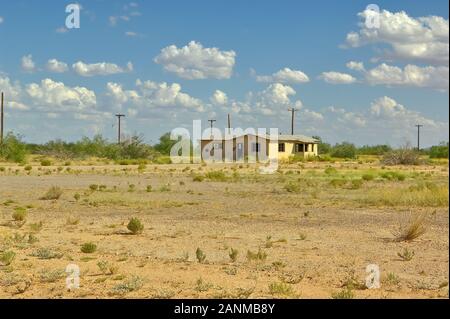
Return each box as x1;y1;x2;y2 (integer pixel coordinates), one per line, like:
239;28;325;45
201;133;319;143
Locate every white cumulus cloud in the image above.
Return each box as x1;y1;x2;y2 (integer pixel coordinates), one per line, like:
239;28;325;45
46;59;69;73
72;61;133;77
21;54;36;73
345;9;449;65
256;68;310;84
319;71;357;84
154;41;236;80
210;90;228;105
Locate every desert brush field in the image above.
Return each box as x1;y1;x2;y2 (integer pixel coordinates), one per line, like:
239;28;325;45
0;157;448;299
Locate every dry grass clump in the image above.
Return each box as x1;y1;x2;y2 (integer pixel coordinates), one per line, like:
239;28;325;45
364;184;448;207
393;212;428;242
40;186;63;200
382;147;421;166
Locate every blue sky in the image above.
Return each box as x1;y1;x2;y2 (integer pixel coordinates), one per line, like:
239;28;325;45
0;0;448;146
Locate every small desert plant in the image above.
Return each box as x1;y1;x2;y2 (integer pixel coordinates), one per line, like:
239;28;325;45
127;217;144;234
73;193;81;201
89;184;99;191
81;242;97;254
137;163;146;171
97;260;119;275
298;233;307;241
159;184;171;192
331;288;354;299
31;247;63;259
66;216;80;225
128;184;136;192
39;269;65;283
349;179;364;189
111;276;143;295
24;165;32;171
29;221;43;232
40;186;63;200
362;173;375;181
146;185;153;192
12;207;27;221
394;213;427;242
268;281;294;296
284;182;301;193
246;248;267;262
196;248;206;263
397;248;415;261
0;251;16;266
329;179;346;188
193;175;204;182
195;277;213;292
324;167;338;175
229;248;239;263
385;272;400;286
40;159;52;166
205;170;227;181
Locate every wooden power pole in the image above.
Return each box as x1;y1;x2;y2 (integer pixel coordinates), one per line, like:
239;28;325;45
415;124;423;151
208;119;216;138
288;108;297;135
0;92;4;144
115;114;125;144
227;114;231;134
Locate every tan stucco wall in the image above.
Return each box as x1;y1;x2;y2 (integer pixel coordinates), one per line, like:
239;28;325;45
201;137;317;162
275;141;318;160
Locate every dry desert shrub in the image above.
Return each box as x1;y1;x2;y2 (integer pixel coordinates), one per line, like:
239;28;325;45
393;212;428;242
382;145;421;166
40;186;63;200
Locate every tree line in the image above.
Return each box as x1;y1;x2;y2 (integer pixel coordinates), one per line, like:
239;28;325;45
0;131;448;163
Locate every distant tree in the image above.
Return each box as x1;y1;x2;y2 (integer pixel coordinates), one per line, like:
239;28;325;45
428;142;449;159
357;144;392;155
312;136;332;155
0;132;28;163
331;142;357;159
154;133;178;155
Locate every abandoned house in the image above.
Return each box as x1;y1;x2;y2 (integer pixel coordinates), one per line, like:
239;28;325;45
200;133;319;162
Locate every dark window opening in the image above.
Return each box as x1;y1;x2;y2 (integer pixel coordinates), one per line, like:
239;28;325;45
278;143;285;152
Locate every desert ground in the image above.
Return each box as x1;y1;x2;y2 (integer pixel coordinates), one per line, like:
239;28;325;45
0;158;448;299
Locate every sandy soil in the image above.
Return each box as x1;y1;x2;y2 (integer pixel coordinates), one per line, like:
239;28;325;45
0;162;448;299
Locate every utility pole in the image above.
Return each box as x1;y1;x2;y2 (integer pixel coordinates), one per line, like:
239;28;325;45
227;114;231;134
0;92;4;144
115;114;125;144
415;124;423;151
288;108;297;135
208;119;216;138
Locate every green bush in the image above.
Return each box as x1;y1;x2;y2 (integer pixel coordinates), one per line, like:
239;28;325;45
428;142;448;159
127;217;144;234
81;242;97;254
324;167;338;175
362;173;375;181
40;159;52;166
0;133;28;163
330;142;356;159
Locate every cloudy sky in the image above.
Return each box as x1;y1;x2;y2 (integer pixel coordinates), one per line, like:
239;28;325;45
0;0;448;146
